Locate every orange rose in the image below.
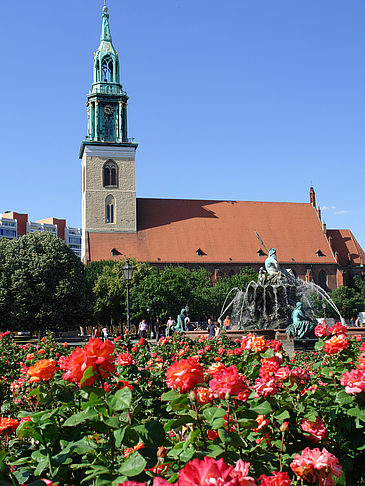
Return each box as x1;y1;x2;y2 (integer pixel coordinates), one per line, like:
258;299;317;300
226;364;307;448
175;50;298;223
27;359;57;382
196;386;214;404
250;335;267;353
62;338;115;388
324;334;349;355
166;358;204;393
0;417;20;435
206;362;226;375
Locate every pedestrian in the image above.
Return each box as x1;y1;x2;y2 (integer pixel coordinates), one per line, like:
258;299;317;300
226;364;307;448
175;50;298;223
166;316;176;336
223;315;231;331
102;327;108;340
214;322;221;338
92;326;100;338
207;318;215;339
139;319;148;339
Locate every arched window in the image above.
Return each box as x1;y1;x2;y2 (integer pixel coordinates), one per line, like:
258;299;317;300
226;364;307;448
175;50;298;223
103;160;117;187
318;270;327;290
105;195;115;224
95;59;100;82
102;56;114;82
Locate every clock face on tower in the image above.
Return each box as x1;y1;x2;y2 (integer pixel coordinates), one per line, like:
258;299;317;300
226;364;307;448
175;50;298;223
104;105;114;115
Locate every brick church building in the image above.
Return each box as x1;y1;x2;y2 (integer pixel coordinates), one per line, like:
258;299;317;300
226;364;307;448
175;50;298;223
80;5;365;292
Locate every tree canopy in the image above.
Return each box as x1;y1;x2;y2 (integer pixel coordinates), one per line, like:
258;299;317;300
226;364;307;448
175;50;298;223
0;232;93;332
89;261;258;325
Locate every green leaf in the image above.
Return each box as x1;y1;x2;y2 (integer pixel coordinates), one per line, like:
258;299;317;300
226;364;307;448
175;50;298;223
63;408;98;427
335;391;353;406
347;407;365;421
275;410;290;423
218;428;232;444
13;467;32;484
251;401;272;415
210;418;226;430
114;428;126;448
207;445;225;457
260;348;275;358
80;366;95;386
119;452;147;477
161;390;181;401
203;407;226;424
180;447;195;462
170;415;196;429
105;387;132;411
134;420;166;446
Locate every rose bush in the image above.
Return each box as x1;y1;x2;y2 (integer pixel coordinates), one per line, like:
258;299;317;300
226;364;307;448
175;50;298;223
0;324;363;484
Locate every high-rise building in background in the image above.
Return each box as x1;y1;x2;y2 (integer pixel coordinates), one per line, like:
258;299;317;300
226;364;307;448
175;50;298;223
0;211;81;257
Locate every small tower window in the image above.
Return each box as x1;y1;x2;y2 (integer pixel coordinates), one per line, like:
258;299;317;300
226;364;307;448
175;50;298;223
103;160;117;187
106;195;115;224
102;56;114;82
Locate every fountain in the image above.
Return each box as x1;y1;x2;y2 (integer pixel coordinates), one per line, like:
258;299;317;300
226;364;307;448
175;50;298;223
219;248;344;335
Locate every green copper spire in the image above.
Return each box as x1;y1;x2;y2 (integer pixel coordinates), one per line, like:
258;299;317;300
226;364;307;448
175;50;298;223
101;3;112;42
93;3;119;84
80;3;137;153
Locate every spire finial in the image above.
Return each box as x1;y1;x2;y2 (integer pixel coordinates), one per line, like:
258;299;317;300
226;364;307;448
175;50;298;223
103;0;108;13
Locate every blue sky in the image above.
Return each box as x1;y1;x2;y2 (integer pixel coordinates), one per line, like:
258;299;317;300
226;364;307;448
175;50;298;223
1;0;365;248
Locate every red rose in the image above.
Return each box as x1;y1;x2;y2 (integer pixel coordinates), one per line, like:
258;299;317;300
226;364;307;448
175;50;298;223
166;358;204;393
116;353;133;366
178;457;255;486
209;365;247;398
62;338;115;387
257;471;291;485
300;417;327;443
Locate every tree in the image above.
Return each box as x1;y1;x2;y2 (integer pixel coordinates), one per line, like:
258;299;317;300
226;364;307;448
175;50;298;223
0;232;93;333
130;266;214;322
312;286;365;320
92;259;150;326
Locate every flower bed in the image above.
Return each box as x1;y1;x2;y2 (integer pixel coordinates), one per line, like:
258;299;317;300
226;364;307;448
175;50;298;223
0;324;364;485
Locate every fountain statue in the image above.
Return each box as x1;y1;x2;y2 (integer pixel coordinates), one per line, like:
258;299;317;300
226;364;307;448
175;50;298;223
219;247;343;336
175;308;186;332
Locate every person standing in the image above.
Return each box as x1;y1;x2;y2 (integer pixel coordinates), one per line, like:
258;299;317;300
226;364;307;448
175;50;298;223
223;315;231;331
102;327;108;340
166;316;176;336
214;322;221;338
184;314;191;331
207;318;215;339
139;319;148;339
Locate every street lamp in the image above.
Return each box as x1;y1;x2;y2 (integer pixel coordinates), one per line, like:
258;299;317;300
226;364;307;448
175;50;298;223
122;259;134;331
322;302;326;320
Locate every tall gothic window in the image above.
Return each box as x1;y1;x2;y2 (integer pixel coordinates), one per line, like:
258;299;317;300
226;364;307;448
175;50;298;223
103;160;117;187
318;270;327;290
106;195;115;224
102;56;114;82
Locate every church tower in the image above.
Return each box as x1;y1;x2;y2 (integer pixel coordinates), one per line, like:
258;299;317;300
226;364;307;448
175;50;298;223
79;4;138;263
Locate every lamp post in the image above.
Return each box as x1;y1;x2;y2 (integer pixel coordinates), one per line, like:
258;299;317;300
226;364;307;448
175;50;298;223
147;308;154;339
322;302;326;321
122;259;134;332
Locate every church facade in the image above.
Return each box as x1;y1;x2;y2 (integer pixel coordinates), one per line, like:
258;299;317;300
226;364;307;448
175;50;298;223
80;6;365;292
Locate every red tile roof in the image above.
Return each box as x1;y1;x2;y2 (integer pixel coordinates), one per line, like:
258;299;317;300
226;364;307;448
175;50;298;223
326;229;365;266
88;198;337;265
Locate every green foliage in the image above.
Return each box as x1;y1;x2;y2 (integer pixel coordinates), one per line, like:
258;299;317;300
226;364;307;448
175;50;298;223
328;286;365;319
0;232;93;332
91;262;258;325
